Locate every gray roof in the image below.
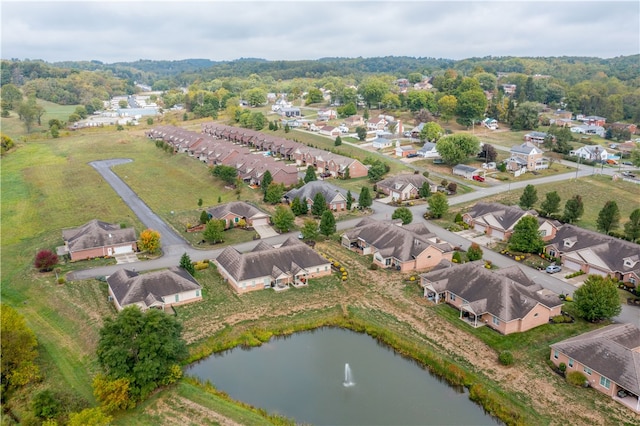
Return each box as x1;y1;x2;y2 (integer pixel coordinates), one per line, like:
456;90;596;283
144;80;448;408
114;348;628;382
207;201;268;220
453;164;479;173
376;173;433;192
547;224;640;276
510;142;539;155
284;181;348;204
62;219;136;252
526;131;548;138
215;237;329;282
466;202;538;232
551;323;640;394
418;142;437;152
421;261;562;321
343;218;453;261
107;267;201;309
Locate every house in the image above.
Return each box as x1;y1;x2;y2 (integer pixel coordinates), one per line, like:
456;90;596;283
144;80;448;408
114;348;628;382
409;122;426;139
395;145;417;158
578;115;606;127
506;142;548;172
544;224;640;286
284;181;349;212
376;173;436;201
319;125;341;137
417;142;439;158
369;136;392;150
452;164;481;180
342;218;454;272
609;122;638;135
60;220;137;261
214;237;331;293
107;267;202;311
482;118;498;130
280;107;301;118
421;261;563;334
366;117;387;132
524;131;553;145
569;145;608;161
553;109;573;120
550;323;640;413
317;109;338;121
207;201;270;229
571;125;606;137
462;202;559;242
502;84;517;95
344;115;364;127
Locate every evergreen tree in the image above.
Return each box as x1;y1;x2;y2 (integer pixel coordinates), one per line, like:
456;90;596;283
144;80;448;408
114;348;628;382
509;216;545;253
540;191;561;217
466;243;483;261
261;170;273;199
291;197;306;216
319;210;336;236
563;195;584;223
358;186;373;209
311;193;327;216
199;210;210;224
356;126;367;141
518;184;538;210
264;182;285;204
335;135;342;146
624;209;640;241
346;190;353;210
596;200;620;233
179;252;195;275
343;166;350;180
419;182;431;198
304;165;317;183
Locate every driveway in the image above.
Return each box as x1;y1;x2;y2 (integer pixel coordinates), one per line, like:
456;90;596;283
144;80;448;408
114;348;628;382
254;224;278;239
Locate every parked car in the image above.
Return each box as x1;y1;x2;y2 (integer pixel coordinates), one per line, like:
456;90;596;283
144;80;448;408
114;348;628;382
546;265;562;274
406;153;419;158
606;159;618;165
472;175;485;182
622;161;633;166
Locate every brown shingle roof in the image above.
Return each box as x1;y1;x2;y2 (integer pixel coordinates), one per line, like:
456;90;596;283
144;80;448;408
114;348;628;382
62;219;136;253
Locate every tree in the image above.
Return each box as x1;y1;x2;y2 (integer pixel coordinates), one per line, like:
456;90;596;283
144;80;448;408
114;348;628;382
301;219;319;240
311;193;327;217
179;252;195;275
138;229;161;254
17;98;44;133
68;407;113;426
518;184;538;210
540;191;561;217
447;182;457;194
199;210;210;225
630;148;640;167
358;77;390;108
358;186;372;209
355;126;367;141
563;195;584;223
272;205;295;232
509;216;545;253
261;170;273;199
419;182;432;198
392;207;413;225
203;219;225;243
334;135;342;146
1;304;40;390
456;89;487;126
596;201;620;234
437;95;457;122
305;88;323;104
467;243;483;261
624;208;640;241
211;165;238;185
510;102;540;131
319;210;336;236
479;144;498;163
428;192;449;218
264;182;285;204
197;198;203;207
367;159;389;182
92;374;134;412
573;275;622;322
436;134;480;165
0;83;22;110
34;249;58;272
97;307;187;402
420;122;444;143
291;197;308;216
304;165;317;183
346;190;353;210
118;99;128;109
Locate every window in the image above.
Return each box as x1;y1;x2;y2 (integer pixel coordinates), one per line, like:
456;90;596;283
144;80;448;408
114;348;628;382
234;217;239;223
196;290;200;297
324;266;328;271
568;358;574;368
450;294;456;301
584;367;592;375
252;280;255;287
630;277;637;285
492;316;500;326
553;350;559;359
599;376;610;389
175;294;179;302
549;250;556;257
534;313;539;317
539;230;547;237
316;268;319;272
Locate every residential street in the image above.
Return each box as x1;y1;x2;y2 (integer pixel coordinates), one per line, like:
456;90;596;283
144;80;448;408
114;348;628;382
71;158;638;325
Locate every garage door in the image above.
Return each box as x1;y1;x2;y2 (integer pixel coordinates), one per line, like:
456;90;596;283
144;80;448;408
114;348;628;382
114;245;133;255
588;267;609;277
563;259;581;271
252;217;269;226
492;230;505;240
474;223;486;233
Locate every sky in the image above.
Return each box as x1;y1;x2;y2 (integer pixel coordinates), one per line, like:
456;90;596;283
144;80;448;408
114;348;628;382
2;1;638;64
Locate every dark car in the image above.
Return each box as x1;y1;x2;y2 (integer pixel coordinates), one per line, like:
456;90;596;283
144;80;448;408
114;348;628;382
406;153;419;158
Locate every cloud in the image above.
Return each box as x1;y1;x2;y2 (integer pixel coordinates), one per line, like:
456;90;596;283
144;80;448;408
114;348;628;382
1;1;638;63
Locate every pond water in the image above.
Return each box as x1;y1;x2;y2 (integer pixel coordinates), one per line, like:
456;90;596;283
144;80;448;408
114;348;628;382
186;327;499;425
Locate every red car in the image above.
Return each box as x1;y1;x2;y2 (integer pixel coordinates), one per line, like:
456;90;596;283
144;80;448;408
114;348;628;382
472;175;485;182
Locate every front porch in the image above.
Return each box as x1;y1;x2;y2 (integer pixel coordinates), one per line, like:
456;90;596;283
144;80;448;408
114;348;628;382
614;388;640;413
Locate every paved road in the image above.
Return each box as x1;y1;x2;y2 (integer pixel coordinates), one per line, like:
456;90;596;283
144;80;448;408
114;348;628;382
72;158;638;325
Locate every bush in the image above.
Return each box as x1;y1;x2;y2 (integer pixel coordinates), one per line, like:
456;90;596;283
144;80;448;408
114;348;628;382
498;351;514;366
566;371;587;387
558;362;567;373
369;263;379;270
57;277;66;285
32;389;61;419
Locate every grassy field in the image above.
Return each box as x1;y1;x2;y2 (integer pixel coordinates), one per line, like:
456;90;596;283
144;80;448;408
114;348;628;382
2;110;638;425
449;175;640;232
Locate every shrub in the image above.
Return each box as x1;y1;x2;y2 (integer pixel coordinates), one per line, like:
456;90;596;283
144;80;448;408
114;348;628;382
32;389;61;419
498;351;514;366
558;363;567;373
452;251;462;263
454;213;463;224
369;263;379;270
57;277;66;285
566;371;587;387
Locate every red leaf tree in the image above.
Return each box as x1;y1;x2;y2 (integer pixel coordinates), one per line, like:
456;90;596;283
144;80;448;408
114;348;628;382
34;249;58;272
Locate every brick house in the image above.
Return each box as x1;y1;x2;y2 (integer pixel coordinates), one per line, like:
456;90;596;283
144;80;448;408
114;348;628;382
375;173;436;201
60;219;137;261
207;202;270;229
284;181;349;212
421;261;563;334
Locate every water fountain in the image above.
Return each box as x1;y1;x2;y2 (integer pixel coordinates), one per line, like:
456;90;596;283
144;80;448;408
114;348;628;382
343;363;354;387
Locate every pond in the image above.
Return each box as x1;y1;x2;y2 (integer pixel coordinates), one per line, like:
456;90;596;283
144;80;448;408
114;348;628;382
186;328;499;425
